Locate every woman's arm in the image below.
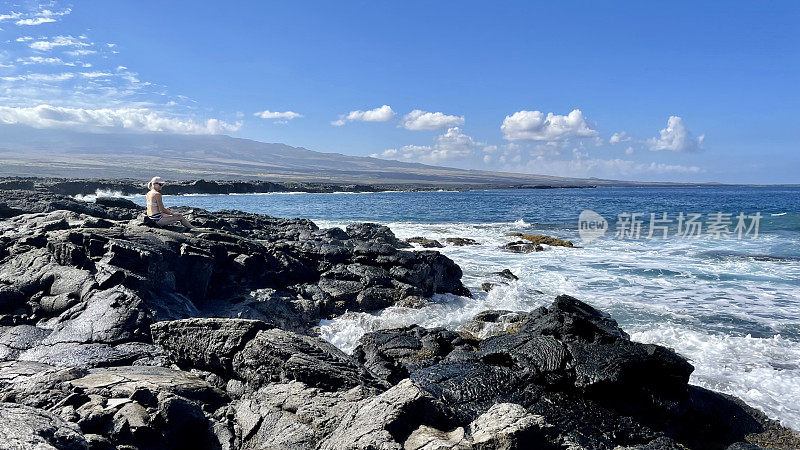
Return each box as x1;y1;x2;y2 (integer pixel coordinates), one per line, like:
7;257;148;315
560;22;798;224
155;193;173;215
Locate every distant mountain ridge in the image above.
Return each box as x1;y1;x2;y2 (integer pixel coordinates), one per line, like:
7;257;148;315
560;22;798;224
0;125;659;186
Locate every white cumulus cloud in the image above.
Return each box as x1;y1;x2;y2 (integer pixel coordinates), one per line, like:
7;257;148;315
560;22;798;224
501;109;598;141
401;109;464;130
332;105;395;126
609;131;632;144
374;127;478;164
0;105;241;135
254;109;303;122
648;116;704;152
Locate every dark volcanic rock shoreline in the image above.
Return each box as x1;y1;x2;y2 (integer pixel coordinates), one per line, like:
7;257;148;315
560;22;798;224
0;190;797;449
0;176;596;197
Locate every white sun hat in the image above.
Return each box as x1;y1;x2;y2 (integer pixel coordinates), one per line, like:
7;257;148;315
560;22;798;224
148;176;165;188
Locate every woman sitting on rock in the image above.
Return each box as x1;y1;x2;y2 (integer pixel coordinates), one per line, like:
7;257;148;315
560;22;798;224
146;176;195;230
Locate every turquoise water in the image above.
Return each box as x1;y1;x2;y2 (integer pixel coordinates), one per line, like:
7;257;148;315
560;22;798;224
125;186;800;429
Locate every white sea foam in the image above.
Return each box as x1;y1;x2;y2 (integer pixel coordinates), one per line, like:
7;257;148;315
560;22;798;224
73;189;126;202
632;325;800;430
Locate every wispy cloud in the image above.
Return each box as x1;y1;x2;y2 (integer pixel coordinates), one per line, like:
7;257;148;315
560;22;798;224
13;7;71;26
16;17;55;25
65;49;96;56
0;105;241;134
30;35;90;51
17;56;67;65
0;12;22;22
80;71;112;78
0;1;237;136
1;72;75;82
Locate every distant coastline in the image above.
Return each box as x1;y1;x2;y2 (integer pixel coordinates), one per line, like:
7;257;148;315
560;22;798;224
4;176;793;198
0;176;603;197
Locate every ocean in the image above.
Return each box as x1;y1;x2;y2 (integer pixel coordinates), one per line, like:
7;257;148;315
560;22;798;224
127;186;800;430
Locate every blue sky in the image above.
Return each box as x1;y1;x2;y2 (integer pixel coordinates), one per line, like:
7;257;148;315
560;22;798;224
1;1;798;183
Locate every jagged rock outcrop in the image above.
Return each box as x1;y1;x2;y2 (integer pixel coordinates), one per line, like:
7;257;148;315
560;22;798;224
151;318;384;392
0;192;468;366
353;295;798;449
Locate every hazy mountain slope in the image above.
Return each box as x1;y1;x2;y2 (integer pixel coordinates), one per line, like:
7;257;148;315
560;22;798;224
0;126;616;185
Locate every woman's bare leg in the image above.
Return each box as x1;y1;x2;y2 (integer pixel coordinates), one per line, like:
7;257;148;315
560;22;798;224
178;215;194;228
156;214;194;228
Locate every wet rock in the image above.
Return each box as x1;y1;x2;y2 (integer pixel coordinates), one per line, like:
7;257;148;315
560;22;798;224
457;310;529;339
405;236;444;248
396;295;431;309
481;282;495;292
494;269;518;281
502;240;543;253
505;233;574;248
443;237;479;246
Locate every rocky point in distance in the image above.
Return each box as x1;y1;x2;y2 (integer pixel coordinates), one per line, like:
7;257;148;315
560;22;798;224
0;185;797;449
